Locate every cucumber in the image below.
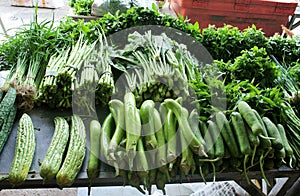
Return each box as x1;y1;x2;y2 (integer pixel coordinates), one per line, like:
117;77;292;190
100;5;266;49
216;111;241;158
87;119;101;193
231;112;252;155
238;101;263;137
277;124;293;157
262;117;283;150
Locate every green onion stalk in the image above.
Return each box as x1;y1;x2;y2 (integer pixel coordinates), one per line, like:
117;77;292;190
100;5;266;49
73;51;99;117
2;51;48;111
94;33;115;106
56;36;97;108
2;53;28;91
17;54;45;111
120;31;194;106
281;102;300;167
36;49;69;108
37;35;97;109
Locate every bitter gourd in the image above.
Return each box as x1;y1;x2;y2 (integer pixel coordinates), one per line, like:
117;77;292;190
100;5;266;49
0;104;17;154
0;87;17;127
56;115;86;188
40;117;69;182
8;113;36;187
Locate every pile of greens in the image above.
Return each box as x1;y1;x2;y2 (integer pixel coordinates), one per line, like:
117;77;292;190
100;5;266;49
69;0;94;16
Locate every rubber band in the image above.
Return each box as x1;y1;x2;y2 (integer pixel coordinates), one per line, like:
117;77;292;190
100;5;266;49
66;64;78;70
100;71;112;76
44;71;58;77
83;65;95;69
26;76;35;79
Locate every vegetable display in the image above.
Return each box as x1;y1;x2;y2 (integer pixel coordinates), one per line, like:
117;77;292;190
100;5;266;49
94;95;294;194
0;4;299;195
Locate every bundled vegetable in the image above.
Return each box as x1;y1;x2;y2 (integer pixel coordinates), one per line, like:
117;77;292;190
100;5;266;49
281;102;300;167
94;30;115;106
37;36;97;109
73;52;99;117
116;31;198;106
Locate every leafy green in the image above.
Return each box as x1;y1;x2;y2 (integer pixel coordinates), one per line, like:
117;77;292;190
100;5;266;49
0;9;72;71
225;80;284;120
200;24;268;62
74;0;94;16
267;36;300;66
289;62;300;86
230;46;279;88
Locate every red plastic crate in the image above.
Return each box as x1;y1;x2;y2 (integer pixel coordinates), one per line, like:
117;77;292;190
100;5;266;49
171;0;298;14
171;1;296;36
173;0;235;7
170;0;298;36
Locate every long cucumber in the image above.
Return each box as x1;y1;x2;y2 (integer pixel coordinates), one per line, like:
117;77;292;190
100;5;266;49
231;111;252;184
163;98;206;156
216;111;241;158
124;92;141;170
262;117;283;150
87;120;101;193
252;109;272;150
207;120;224;159
238;101;267;139
277;124;293;167
107;100;125;161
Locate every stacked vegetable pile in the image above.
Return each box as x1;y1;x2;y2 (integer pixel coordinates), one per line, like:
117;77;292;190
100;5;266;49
85;93;294;194
0;5;299;194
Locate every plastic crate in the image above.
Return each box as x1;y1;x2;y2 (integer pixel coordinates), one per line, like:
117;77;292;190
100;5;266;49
172;0;298;14
170;0;298;36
